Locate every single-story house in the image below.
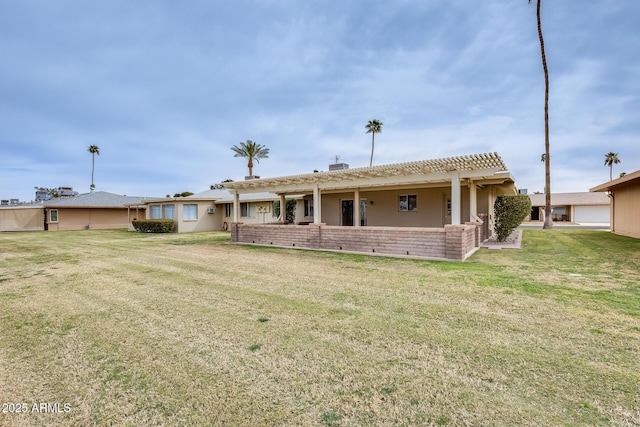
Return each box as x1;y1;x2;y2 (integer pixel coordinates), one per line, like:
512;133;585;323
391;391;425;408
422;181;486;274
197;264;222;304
138;190;281;233
526;192;610;223
590;169;640;239
44;191;149;231
223;152;516;260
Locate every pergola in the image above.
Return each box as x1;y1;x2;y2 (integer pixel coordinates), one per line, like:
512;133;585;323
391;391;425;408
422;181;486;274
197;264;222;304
224;152;514;226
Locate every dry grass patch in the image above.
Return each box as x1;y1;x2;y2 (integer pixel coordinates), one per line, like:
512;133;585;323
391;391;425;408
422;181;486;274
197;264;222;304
1;229;639;426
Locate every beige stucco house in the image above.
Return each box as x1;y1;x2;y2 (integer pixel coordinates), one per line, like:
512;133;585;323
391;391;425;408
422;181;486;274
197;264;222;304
590;169;640;239
526;192;610;223
44;191;148;231
138;190;281;233
224;153;516;260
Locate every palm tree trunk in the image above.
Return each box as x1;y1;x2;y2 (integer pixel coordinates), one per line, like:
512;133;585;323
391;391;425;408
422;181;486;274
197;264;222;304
369;134;375;167
536;0;553;229
91;154;95;189
609;165;612;181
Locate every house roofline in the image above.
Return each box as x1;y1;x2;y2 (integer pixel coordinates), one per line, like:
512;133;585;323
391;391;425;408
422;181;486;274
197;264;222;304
590;169;640;192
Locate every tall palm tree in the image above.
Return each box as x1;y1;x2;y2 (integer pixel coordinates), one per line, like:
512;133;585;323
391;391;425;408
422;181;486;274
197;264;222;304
87;145;100;191
530;0;553;229
230;140;269;177
365;119;383;167
604;152;620;181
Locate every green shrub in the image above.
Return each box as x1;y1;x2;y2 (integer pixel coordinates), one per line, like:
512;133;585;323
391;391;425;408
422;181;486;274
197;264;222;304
494;194;531;242
131;219;175;233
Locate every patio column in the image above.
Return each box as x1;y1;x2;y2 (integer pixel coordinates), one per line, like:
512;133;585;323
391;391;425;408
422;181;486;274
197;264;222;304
469;180;478;222
313;184;322;224
233;191;240;223
279;194;286;222
354;188;360;227
451;170;461;225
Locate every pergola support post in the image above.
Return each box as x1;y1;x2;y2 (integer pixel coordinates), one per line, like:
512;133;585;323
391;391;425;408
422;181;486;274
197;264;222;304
313;184;322;224
233;191;240;223
354;188;360;227
279;194;286;223
451;170;461;225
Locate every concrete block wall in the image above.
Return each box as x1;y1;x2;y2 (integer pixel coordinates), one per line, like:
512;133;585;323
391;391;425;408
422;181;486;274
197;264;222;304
444;224;477;260
319;226;446;258
232;223;315;248
232;223;481;260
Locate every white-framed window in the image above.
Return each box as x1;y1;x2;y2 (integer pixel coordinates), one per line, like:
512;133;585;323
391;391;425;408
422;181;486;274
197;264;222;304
225;203;232;218
50;209;58;223
183;204;198;220
304;199;314;217
149;205;162;219
240;203;251;217
163;204;175;220
399;194;417;212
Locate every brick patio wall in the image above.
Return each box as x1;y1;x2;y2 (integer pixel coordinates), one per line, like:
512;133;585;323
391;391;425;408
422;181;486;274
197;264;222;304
231;222;482;260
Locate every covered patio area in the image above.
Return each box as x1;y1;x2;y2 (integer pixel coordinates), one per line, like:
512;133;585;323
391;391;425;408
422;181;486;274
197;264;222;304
224;153;515;260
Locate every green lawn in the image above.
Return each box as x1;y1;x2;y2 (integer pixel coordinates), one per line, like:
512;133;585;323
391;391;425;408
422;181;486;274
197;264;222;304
1;229;639;426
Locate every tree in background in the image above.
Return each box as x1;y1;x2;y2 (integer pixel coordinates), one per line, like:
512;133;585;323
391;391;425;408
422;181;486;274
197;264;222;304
604;152;620;181
365;120;383;167
211;179;235;190
529;0;553;230
88;145;100;191
230;140;269;177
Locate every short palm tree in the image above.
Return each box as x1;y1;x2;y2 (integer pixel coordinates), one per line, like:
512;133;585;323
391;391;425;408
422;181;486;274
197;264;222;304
88;145;100;191
365;119;383;167
230;140;269;177
604;152;620;181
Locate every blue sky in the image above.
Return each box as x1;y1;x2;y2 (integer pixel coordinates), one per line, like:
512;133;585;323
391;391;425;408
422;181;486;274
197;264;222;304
1;0;639;202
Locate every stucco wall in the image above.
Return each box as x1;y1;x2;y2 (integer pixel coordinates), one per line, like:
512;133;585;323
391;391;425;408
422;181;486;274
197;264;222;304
144;200;278;232
174;202;220;233
298;187;489;228
219;201;279;228
47;208;133;231
613;185;640;238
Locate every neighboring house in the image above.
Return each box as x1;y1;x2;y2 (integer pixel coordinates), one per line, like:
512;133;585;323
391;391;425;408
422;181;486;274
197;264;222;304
0;206;44;232
590;169;640;239
223;152;516;260
44;191;149;231
527;192;610;223
139;189;281;233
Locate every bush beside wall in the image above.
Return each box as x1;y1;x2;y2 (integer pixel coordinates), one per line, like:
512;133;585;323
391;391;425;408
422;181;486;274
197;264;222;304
494;194;531;242
132;219;175;233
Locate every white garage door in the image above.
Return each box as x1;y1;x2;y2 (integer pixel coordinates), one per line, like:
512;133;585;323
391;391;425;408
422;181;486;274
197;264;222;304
574;205;610;223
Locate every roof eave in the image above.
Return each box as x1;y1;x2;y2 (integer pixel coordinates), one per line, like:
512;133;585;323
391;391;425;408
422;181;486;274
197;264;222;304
590;169;640;192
